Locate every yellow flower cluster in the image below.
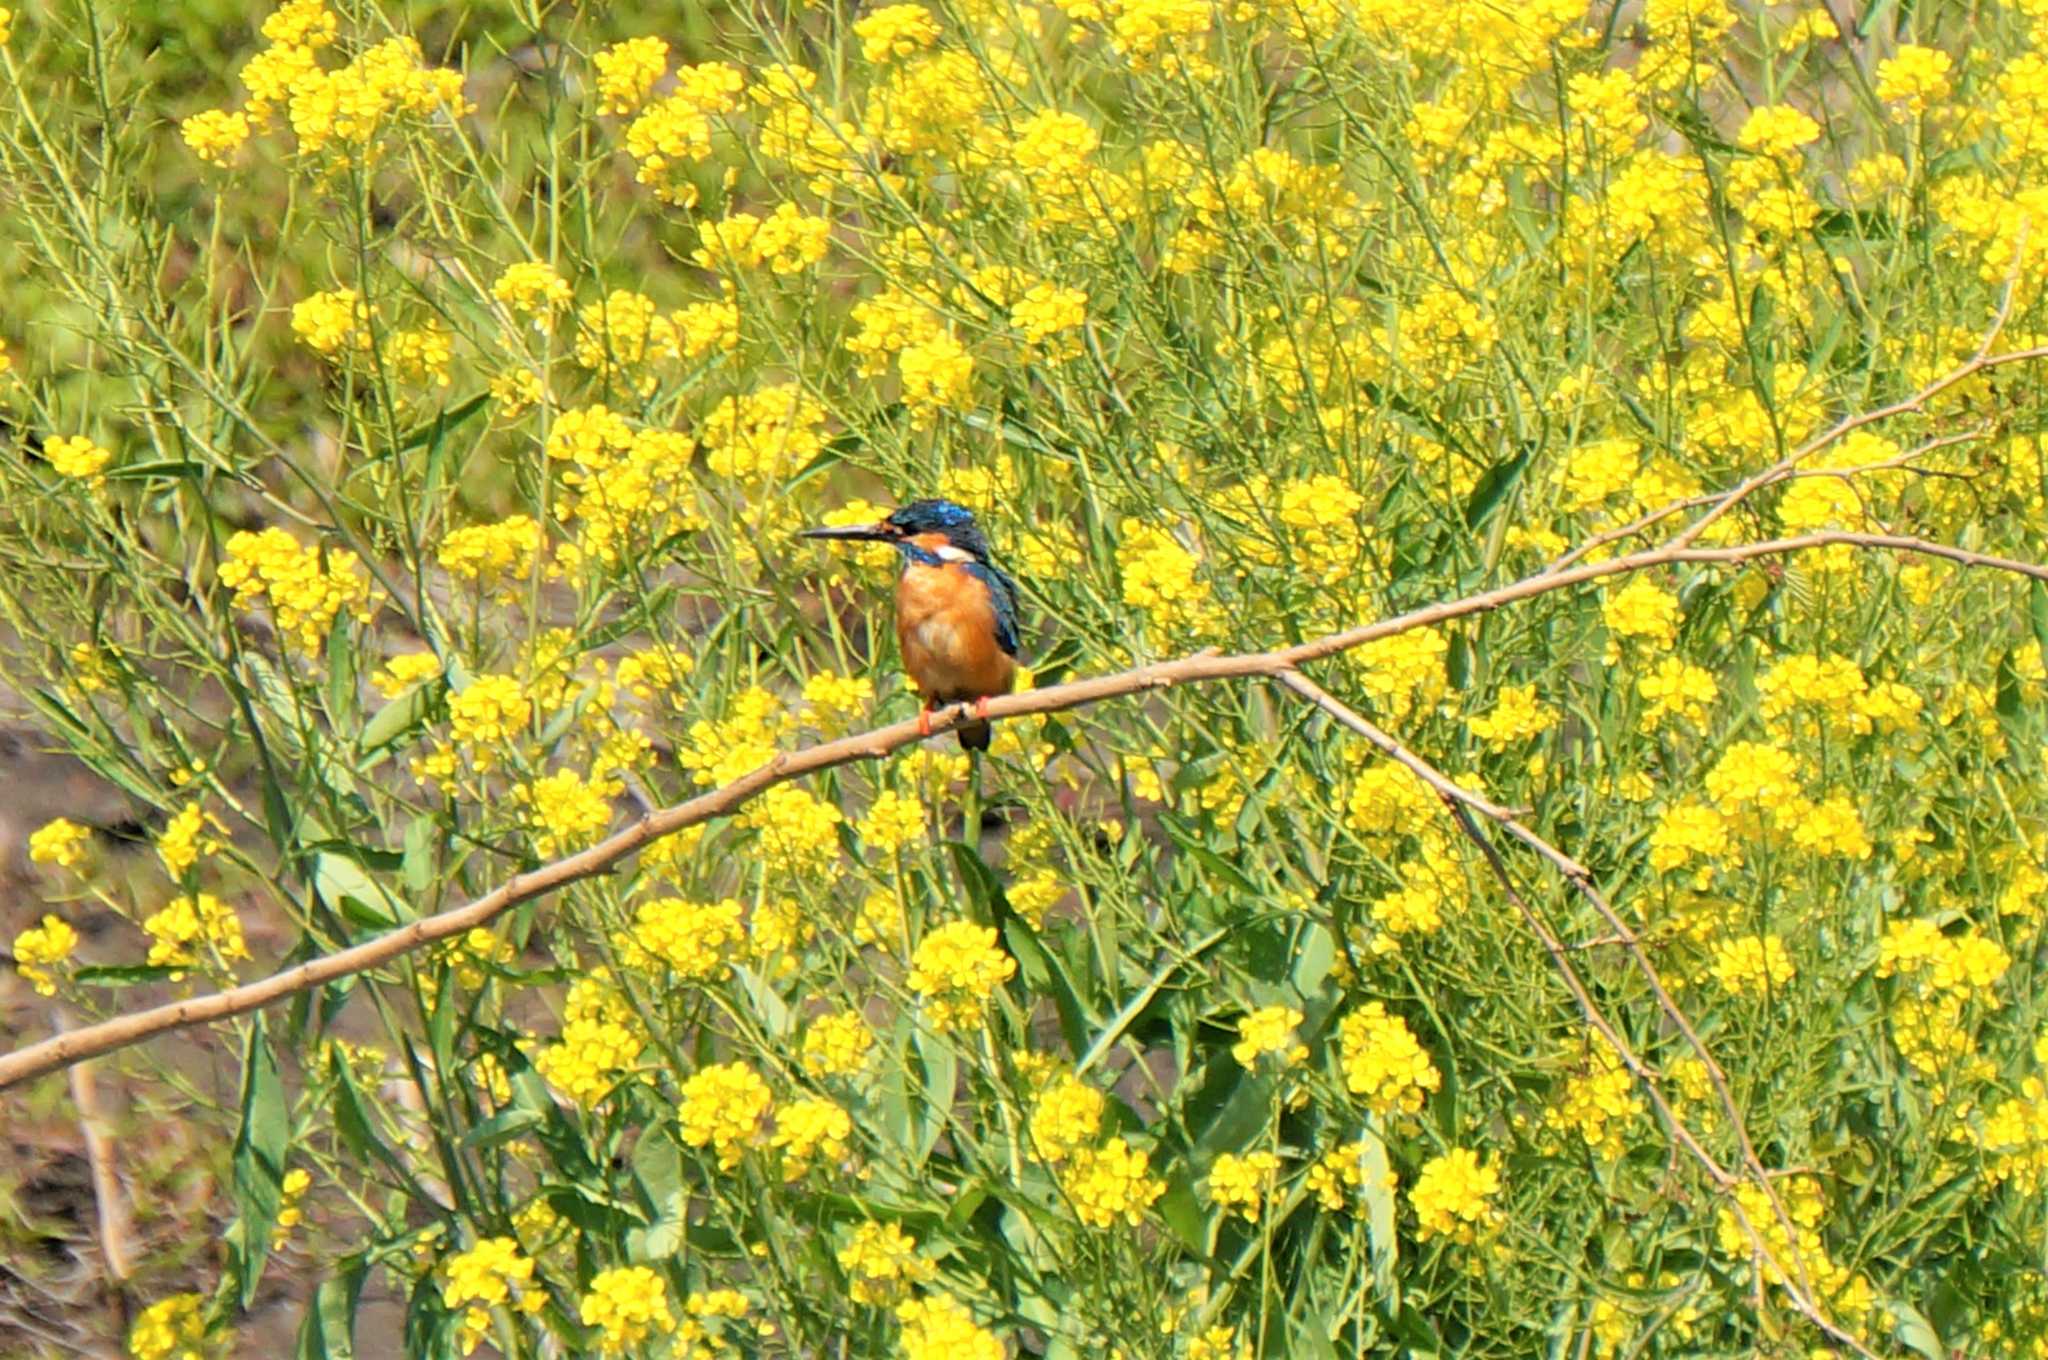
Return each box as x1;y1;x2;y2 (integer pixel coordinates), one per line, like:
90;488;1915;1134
1713;1179;1872;1324
1338;1002;1441;1117
157;803;225;879
143;892;250;975
270;1166;310;1250
858;790;927;854
1116;518;1215;640
439;515;544;597
286;36;470;163
743;784;846;879
28;816;91;870
446;673;532;765
1207;1150;1281;1221
1351;628;1448;721
695;203;834;275
128;1293;215;1360
514;767;619;856
1060;1136;1166;1227
700;383;830;488
771;1096;853;1178
1304;1139;1387;1212
1029;1073;1106;1160
368;651;440;696
896;1294;1003;1360
1231;1005;1307;1068
679;686;792;787
491;260;572;321
1709;933;1795;999
580;1265;674;1354
1344;760;1438;838
1636;656;1716;731
534;973;647;1106
442;1236;543;1354
906;921;1016;1033
855;5;941;64
838;1222;936;1305
1464;682;1557;751
45;434;112;487
623;61;746;204
802;671;875;730
1008;282;1088;359
898;331;975;428
801;1009;875;1078
593;36;667;115
544;403;709;566
1601;578;1680;657
1543;1038;1643;1160
1409;1146;1502;1244
620;897;745;981
678;1061;773;1168
218;527;375;653
12;914;77;995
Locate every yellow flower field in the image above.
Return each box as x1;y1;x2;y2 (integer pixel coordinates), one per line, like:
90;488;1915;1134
3;0;2048;1354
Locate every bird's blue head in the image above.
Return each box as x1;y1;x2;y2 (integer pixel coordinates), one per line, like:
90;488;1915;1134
801;498;992;563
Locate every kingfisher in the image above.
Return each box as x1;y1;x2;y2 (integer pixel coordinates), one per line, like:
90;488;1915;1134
802;499;1022;751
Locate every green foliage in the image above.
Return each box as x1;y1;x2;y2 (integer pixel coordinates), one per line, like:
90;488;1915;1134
4;0;2048;1356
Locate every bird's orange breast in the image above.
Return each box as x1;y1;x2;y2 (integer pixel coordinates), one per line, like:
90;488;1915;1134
896;562;1016;704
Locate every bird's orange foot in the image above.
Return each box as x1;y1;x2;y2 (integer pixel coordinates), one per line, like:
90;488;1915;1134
973;696;993;721
917;706;934;738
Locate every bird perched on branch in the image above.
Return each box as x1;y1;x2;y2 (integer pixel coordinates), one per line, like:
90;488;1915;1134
802;499;1022;751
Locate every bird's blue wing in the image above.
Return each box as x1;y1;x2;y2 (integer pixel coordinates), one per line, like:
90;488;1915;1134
964;561;1023;658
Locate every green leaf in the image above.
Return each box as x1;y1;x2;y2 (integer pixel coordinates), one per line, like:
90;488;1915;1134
2030;580;2048;669
401;814;439;896
329;1050;443;1207
102;458;214;483
389;392;488;456
72;963;181;987
1356;1126;1399;1300
1461;448;1528;529
1888;1298;1945;1360
460;1108;543;1150
1291;922;1337;1002
1077;929;1227;1077
913;1026;958;1168
315;850;412;928
947;841;1016;937
1154;1173;1208;1255
629;1131;687;1262
228;1015;289;1308
358;681;436;756
1003;918;1090;1056
1189;1060;1276;1164
733;964;792;1040
294;1255;367;1360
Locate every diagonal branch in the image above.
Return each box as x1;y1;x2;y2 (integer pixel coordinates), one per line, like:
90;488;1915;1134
1272;670;1875;1356
4;528;2047;1090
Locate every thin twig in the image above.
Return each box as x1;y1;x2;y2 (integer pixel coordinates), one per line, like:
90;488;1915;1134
1271;671;1874;1356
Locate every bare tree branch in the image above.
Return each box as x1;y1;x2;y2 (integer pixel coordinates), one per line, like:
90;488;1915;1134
4;528;2046;1090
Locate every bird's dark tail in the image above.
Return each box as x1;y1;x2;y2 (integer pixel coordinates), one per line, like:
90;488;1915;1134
957;719;992;752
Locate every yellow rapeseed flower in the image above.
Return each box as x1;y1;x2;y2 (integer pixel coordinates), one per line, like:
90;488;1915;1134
580;1265;674;1354
1410;1146;1502;1243
679;1061;773;1168
28;817;92;870
906;921;1016;1033
592;35;667;115
12;914;77;995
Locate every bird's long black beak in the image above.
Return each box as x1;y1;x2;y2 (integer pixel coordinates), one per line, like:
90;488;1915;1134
801;522;896;543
